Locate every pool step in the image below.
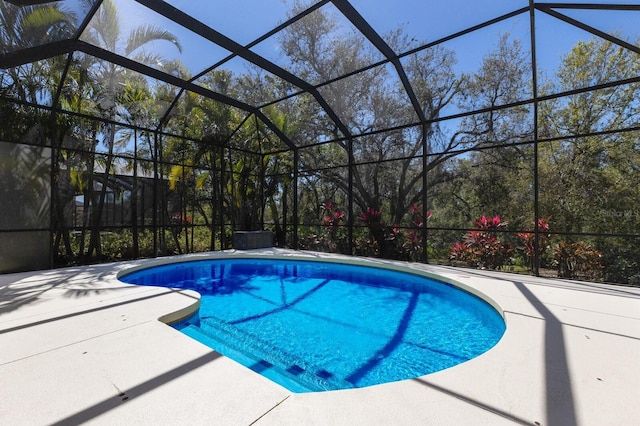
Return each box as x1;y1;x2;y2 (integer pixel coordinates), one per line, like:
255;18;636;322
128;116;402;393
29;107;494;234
179;322;323;392
179;317;353;392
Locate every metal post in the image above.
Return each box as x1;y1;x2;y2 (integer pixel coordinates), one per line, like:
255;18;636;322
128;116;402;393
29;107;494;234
347;137;354;255
293;149;299;249
529;0;541;276
152;132;158;257
421;124;429;263
220;145;226;249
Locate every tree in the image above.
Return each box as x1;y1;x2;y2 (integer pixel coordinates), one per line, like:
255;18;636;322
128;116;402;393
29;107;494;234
449;35;533;220
280;7;539;257
538;36;640;283
0;2;74;104
0;2;82;260
279;4;469;255
538;36;640;234
73;0;182;259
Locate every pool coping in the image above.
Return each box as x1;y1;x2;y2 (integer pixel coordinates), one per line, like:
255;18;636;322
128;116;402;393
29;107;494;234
1;248;639;425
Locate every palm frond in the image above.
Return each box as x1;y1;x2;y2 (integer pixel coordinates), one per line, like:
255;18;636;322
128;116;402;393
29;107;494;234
196;171;210;191
125;24;182;56
20;6;68;31
168;162;192;190
69;168;87;191
88;0;120;50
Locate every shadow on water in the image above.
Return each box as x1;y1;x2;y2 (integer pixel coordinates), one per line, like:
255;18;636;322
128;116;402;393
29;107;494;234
345;291;419;385
208;279;330;325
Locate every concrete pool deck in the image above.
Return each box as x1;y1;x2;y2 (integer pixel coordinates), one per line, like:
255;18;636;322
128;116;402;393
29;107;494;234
1;249;638;425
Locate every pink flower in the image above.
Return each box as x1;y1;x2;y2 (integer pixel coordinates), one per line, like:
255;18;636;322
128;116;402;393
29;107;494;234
451;241;468;256
474;215;488;228
359;207;382;225
321;201;336;212
538;218;550;231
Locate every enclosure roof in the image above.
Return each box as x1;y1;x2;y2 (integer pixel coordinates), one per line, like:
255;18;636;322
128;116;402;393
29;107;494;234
2;0;639;151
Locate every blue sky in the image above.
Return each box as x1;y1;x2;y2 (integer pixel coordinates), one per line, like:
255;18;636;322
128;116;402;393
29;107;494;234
76;0;639;151
110;0;639;82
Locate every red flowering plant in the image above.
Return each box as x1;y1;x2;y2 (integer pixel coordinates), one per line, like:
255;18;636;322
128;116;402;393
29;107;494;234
516;217;551;271
450;215;512;270
450;241;471;263
357;207;387;256
358;207;382;228
171;212;193;225
170;212;193;236
317;201;347;252
321;201;345;229
404;204;432;261
359;207;406;258
357;205;433;260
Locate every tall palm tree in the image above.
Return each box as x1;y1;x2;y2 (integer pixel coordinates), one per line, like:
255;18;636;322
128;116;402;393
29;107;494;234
76;0;182;259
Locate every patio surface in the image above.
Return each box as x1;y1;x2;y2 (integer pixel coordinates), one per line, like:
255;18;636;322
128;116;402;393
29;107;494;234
1;249;638;425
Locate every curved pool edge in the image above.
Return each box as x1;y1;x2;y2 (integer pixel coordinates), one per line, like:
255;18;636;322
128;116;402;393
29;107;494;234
157;297;201;325
118;251;507;392
116;249;507;329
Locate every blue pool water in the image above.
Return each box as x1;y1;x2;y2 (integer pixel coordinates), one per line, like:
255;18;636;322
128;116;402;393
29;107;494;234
120;258;505;392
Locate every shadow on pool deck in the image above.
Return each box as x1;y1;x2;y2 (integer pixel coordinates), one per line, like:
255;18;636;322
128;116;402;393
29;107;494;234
406;264;640;426
48;351;223;426
0;264;134;316
512;280;577;426
412;378;535;425
0;286;198;335
1;251;639;425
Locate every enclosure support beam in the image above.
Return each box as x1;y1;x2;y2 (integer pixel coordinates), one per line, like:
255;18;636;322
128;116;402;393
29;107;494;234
132;129;139;258
347;137;354;256
421;124;429;264
152;132;159;257
134;0;352;146
330;0;426;124
530;0;541;277
76;41;298;151
293;149;300;250
537;5;640;56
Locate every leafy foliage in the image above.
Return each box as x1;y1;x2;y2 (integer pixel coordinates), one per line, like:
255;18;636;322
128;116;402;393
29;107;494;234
450;215;512;270
516;217;551;270
552;241;604;281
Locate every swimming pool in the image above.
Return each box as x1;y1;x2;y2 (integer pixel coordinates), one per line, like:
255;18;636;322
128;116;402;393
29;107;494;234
119;257;505;392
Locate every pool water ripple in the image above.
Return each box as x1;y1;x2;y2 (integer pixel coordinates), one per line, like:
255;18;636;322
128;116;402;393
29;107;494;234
120;258;505;392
